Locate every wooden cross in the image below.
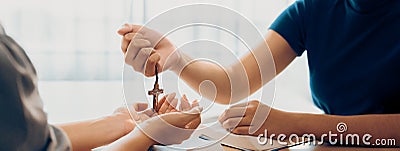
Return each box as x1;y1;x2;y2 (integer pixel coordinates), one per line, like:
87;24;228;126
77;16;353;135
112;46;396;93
148;66;163;112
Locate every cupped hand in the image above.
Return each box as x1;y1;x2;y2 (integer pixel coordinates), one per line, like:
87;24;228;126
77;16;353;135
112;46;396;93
139;106;203;145
124;93;201;128
156;92;200;114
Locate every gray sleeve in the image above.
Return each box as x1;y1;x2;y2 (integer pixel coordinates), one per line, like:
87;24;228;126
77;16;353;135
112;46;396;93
47;125;72;151
0;30;71;151
0;24;5;35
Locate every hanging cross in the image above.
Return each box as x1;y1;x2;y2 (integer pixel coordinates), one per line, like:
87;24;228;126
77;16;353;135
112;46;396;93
148;65;163;112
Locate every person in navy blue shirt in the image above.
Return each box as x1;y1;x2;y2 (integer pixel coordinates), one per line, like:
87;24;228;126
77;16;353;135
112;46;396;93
120;0;399;146
269;0;400;115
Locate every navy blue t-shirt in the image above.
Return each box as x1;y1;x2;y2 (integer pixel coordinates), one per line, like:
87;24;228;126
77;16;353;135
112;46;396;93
270;0;400;115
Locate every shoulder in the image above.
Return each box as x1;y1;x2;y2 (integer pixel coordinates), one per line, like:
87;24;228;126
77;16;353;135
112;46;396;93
305;0;341;7
0;36;19;88
286;0;346;27
298;0;342;12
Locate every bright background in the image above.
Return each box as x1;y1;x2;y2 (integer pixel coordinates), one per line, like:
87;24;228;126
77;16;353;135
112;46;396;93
0;0;322;124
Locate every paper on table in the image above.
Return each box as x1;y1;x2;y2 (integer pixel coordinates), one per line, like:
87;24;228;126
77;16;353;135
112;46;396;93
152;131;224;151
153;123;290;151
195;123;285;150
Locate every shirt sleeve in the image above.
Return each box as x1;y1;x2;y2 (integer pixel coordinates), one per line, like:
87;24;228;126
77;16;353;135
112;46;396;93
269;0;308;56
0;33;71;151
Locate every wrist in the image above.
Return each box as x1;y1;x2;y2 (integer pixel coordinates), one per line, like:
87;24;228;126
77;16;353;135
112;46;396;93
140;131;158;146
273;110;306;136
106;128;156;150
293;112;329;135
169;50;193;74
103;113;135;140
130;129;157;147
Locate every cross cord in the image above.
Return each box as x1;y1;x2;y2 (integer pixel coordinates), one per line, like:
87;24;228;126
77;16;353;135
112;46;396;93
148;65;163;112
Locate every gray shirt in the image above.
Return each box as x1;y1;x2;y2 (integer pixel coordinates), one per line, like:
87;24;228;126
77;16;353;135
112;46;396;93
0;24;71;151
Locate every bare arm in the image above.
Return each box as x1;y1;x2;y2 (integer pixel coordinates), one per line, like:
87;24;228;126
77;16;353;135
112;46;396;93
177;30;297;104
57;109;134;151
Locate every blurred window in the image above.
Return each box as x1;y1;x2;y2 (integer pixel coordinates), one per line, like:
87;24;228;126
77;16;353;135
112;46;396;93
0;0;293;81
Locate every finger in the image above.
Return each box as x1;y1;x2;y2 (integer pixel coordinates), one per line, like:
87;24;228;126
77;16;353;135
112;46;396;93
132;38;151;48
121;37;129;54
221;117;241;130
122;33;137;45
221;116;252;130
180;94;191;111
156;62;162;73
124;35;152;64
126;38;151;55
126;104;140;121
139;108;157;121
117;24;142;35
130;48;153;73
124;33;144;41
117;24;132;35
144;53;161;77
166;98;178;113
159;93;176;114
218;107;247;123
185;116;201;129
162;106;202;128
192;100;199;108
124;41;139;65
156;94;167;111
133;102;149;112
230;101;249;108
158;98;171;114
231;126;251;135
121;33;145;53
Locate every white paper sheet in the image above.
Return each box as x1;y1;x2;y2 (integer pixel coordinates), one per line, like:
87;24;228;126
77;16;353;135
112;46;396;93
153;123;285;151
195;123;285;150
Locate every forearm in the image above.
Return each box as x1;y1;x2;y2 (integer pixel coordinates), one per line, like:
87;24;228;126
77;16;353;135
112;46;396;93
57;114;133;151
171;31;295;104
295;113;400;146
175;60;232;104
172;50;269;104
175;54;273;104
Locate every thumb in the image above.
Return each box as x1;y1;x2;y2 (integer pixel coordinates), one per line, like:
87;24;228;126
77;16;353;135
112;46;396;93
133;102;148;112
117;24;132;35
